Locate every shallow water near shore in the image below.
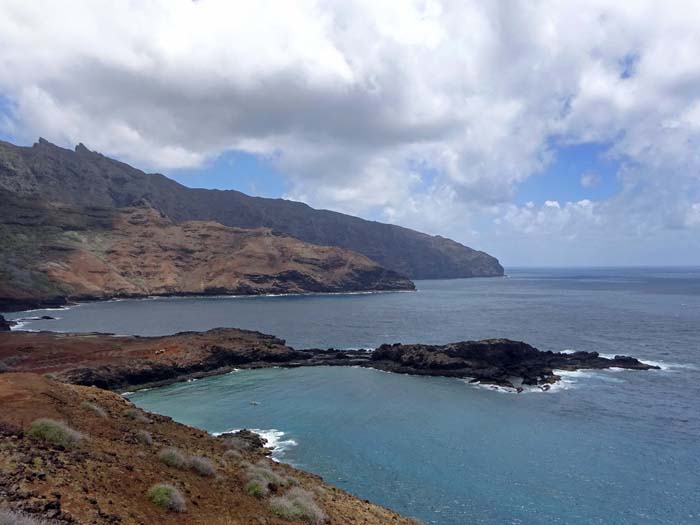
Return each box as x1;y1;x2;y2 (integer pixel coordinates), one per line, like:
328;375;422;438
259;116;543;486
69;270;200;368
7;268;700;524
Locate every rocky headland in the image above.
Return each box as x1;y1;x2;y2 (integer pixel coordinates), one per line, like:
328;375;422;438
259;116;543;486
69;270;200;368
0;329;658;392
0;139;504;279
369;340;660;390
0;191;414;312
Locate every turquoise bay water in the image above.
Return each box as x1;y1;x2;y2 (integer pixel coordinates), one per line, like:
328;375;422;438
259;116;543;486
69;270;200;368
7;268;700;524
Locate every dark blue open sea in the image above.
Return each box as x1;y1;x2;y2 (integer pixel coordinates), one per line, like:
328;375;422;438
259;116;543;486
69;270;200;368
7;268;700;524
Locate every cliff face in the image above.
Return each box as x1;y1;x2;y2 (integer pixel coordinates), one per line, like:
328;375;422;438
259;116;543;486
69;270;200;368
0;139;504;279
0;191;414;311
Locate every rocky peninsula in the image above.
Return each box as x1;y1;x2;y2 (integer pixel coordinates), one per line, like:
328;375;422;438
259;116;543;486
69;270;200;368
0;327;659;523
369;340;659;390
0;329;658;392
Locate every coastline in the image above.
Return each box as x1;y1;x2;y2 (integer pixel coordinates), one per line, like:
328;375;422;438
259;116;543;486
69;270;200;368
0;327;659;393
0;286;418;315
0;372;421;524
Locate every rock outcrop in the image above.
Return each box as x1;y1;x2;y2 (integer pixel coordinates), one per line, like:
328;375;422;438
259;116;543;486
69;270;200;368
0;330;659;392
0;329;306;391
0;191;414;311
0;139;504;279
0;315;12;331
370;340;660;389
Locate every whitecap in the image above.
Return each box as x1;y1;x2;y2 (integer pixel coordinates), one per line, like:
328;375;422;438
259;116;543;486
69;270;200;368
213;428;297;462
597;354;696;371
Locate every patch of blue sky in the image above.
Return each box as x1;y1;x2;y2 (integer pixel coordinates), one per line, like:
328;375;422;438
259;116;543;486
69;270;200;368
167;149;287;198
515;141;622;206
0;94;18;143
618;51;640;80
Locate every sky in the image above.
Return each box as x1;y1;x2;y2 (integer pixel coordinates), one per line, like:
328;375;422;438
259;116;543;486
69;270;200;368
1;1;699;267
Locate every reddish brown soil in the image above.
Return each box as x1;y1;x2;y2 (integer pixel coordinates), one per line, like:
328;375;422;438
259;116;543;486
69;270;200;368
0;195;413;311
0;373;420;524
0;329;305;391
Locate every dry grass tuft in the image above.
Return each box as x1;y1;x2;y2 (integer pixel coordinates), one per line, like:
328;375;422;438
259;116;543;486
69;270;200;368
146;483;186;512
189;455;217;477
242;460;299;500
81;401;107;418
158;447;188;470
26;418;84;448
0;509;53;524
136;429;153;445
269;487;327;523
124;407;151;423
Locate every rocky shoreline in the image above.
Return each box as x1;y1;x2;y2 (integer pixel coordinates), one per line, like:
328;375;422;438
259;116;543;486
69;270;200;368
368;340;659;390
0;328;658;392
0;373;419;524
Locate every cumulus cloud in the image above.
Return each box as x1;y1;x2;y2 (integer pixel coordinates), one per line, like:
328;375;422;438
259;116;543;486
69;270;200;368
0;0;699;264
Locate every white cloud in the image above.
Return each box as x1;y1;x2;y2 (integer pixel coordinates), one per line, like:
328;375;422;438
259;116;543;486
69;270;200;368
0;0;699;264
580;172;602;188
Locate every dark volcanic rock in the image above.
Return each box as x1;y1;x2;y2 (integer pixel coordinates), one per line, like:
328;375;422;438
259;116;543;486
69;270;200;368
0;330;658;392
0;315;12;331
218;429;271;454
0;328;309;391
370;339;659;389
0;139;504;279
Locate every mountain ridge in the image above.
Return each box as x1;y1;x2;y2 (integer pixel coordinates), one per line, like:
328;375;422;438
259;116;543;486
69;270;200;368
0;138;504;279
0;190;413;311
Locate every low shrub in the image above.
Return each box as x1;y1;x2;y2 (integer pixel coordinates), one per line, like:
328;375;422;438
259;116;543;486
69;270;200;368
189;455;217;477
146;483;186;513
158;448;188;470
0;509;52;525
136;430;153;445
245;480;268;499
225;436;250;451
81;401;107;418
124;408;151;424
223;449;241;461
245;461;289;488
243;460;298;499
26;419;84;448
269;487;326;524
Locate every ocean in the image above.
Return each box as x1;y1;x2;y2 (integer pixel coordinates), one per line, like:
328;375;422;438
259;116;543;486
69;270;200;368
7;268;700;524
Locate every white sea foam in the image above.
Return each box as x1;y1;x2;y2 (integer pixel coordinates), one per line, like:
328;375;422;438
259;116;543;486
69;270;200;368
458;368;597;394
597;353;697;371
460;378;573;394
557;349;695;373
213;428;297;462
9;321;29;331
